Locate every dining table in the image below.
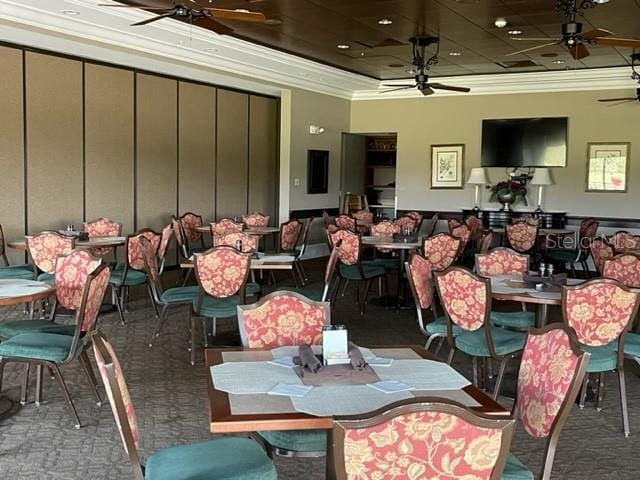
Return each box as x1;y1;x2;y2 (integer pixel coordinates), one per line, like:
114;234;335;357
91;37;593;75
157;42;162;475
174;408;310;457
195;225;281;236
8;236;126;251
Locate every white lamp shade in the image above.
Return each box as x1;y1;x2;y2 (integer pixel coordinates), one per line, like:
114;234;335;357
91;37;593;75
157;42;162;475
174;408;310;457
531;168;554;186
467;167;489;185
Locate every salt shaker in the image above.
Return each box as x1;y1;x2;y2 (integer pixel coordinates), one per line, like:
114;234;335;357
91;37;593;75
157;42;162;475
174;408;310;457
539;262;546;278
547;264;554;277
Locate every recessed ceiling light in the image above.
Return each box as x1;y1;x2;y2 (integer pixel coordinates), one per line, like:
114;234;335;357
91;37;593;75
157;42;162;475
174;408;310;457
494;17;507;28
337;44;350;49
406;69;417;74
552;59;566;64
449;51;462;56
378;18;393;25
61;10;80;15
508;30;522;35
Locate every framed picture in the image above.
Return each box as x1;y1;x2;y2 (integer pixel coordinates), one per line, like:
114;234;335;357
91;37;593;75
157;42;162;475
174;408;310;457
431;144;465;189
586;142;630;193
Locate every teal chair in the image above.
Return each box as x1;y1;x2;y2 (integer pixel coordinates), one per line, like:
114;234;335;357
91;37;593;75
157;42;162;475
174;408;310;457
501;324;589;480
434;266;526;399
0;225;33;279
92;332;276;480
547;218;598;278
0;265;110;428
368;220;402;271
179;212;207;254
26;231;75;284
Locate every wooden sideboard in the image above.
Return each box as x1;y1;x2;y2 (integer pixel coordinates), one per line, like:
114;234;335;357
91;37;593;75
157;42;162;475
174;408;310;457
461;209;567;229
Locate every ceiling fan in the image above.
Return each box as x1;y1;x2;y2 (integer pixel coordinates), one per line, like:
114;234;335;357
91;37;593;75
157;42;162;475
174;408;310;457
380;35;471;96
598;88;640;106
506;0;640;60
99;0;267;35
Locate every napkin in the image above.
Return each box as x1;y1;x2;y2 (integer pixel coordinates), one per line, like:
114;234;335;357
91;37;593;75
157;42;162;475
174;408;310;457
296;344;323;374
267;356;296;368
368;380;414;394
348;342;367;370
268;383;313;398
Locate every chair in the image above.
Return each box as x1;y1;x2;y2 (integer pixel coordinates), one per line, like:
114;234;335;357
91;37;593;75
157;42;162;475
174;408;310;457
435;267;526;399
451;223;472;258
425;213;439;237
394;215;417;233
335;214;357;232
26;231;75;283
602;253;640;289
369;220;401;270
330;228;387;315
0;264;110;428
502;324;589;480
590;238;614;275
157;221;174;275
191;246;251;365
332;398;515;480
283;239;341;303
506;221;538;254
422;233;461;272
83;217;122;258
562;279;640;436
210;218;243;236
448;217;463;231
179;212;206;253
609;230;640;253
0;224;33;280
279;218;303;252
109;229;161;325
465;215;484;242
351;209;373;225
171;216;189;259
548;219;599;277
322;210;334;229
406;253;461;353
243;212;270;227
214;231;258;253
292;217;314;285
91;332;276;480
479;230;494;254
406;210;424;231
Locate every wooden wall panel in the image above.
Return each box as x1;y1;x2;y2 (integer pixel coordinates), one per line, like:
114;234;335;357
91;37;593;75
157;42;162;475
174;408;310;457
84;64;135;235
25;52;83;232
178;82;216;222
248;96;278;222
136;74;177;232
0;47;25;264
216;89;249;219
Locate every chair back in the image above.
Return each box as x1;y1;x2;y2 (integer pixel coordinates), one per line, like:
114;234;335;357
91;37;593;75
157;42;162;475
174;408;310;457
425;213;439;237
329;229;361;266
406;254;435;310
562;279;640;347
158;222;173;263
322;210;334;229
451;223;472;254
296;217;314;260
26;231;75;274
435;267;490;334
394;215;417;233
406;210;423;227
194;246;251;299
126;229;161;270
590;238;614;274
506;221;538;253
179;212;204;244
370;220;400;253
83;217;122;257
513;215;540;227
243;212;270;227
332;399;515;480
214;232;258;253
139;236;163;303
465;215;484;242
603;253;640;288
422;233;461;271
0;224;7;265
476;248;529;277
322;240;341;302
54;249;102;310
479;230;493;254
171;216;188;258
578;217;596;237
609;230;640;253
325;224;339;249
92;332;144;480
579;220;599;255
335;215;356;231
237;291;330;348
448;217;463;232
280;219;303;251
77;265;110;334
352;209;373;224
210;218;243;236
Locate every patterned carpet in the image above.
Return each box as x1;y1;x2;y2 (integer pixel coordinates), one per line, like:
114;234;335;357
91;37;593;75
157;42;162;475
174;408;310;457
0;259;638;479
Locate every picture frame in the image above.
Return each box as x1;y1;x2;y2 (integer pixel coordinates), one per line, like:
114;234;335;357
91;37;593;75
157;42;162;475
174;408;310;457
585;142;630;193
430;144;465;189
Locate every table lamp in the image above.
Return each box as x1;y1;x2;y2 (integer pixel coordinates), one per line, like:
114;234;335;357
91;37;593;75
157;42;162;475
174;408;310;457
531;168;553;213
467;167;489;215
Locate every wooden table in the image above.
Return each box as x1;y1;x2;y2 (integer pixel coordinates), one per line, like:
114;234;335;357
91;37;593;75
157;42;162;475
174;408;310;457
180;254;294;271
195;226;281;236
205;345;508;435
8;236;126;251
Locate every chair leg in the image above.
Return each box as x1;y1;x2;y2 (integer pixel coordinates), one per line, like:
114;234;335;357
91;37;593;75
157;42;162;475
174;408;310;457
0;358;6;393
148;285;159;319
581;260;591;278
340;279;350;297
493;358;508;400
20;363;30;405
425;335;439;352
618;368;630;437
579;374;590;409
596;371;605;411
181;268;193;287
569;262;577;279
113;286;126;325
299;260;309;283
472;356;479;387
434;337;446;357
51;364;81;429
360;279;372;316
149;305;170;347
190;315;197;366
35;364;44;406
447;348;455;365
79;351;102;407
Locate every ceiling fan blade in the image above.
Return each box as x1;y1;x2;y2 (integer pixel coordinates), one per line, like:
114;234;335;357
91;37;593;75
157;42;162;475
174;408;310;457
594;37;640;48
505;41;561;57
379;86;415;94
568;43;589;60
605;99;637;107
98;4;168;9
581;28;613;41
509;37;561;42
598;97;638;102
131;11;175;26
195;14;234;35
428;83;471;93
207;8;266;22
381;84;415;88
419;87;435;96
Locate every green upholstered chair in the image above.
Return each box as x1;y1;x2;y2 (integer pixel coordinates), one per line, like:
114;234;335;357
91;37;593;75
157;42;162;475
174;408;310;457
92;332;276;480
562;279;640;437
237;291;331;458
0;265;110;428
25;231;75;284
191;246;251;365
501;324;589;480
0;224;34;279
434;267;526;399
368;220;402;271
179;212;207;254
547;218;598;277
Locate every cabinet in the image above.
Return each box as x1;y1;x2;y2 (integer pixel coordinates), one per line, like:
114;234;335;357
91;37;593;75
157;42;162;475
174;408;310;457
365;135;397;217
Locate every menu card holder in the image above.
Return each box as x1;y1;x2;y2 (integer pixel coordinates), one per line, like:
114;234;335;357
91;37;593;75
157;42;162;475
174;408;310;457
322;327;349;366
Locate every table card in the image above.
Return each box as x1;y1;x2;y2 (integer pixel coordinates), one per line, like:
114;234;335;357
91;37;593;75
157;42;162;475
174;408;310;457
322;325;349;366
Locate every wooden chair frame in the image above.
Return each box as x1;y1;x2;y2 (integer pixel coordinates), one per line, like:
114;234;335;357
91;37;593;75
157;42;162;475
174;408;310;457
425;213;439;238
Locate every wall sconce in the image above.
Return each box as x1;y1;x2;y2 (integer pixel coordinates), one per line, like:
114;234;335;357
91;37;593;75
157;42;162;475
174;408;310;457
309;125;325;135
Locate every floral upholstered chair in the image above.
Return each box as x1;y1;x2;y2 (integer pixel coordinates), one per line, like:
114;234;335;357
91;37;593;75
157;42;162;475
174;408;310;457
0;264;110;428
406;254;462;354
83;217;122;258
502;324;589;480
26;231;75;283
423;233;461;272
214;231;258;253
330;228;387;315
279;219;303;252
332;399;515;480
179;212;206;253
479;230;494;255
394;215;417;233
91;332;276;480
243;212;270;228
590;238;614;275
609;230;640;253
108;229;161;325
335;214;357;232
192;246;251;365
157;222;174;275
451;223;472;258
548;219;599;277
562;279;640;436
406;210;424;230
465;215;484;242
448;218;463;232
171;216;189;259
603;253;640;289
352;209;373;228
0;224;34;280
369;220;401;270
210;218;243;236
434;267;526;398
506;221;538;254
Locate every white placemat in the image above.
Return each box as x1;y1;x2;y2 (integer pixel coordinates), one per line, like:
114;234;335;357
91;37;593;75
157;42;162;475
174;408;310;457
0;279;49;298
371;359;471;391
210;362;301;394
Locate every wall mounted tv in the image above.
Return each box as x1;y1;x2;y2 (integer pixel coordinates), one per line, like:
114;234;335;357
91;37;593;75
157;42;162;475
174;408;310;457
481;117;568;168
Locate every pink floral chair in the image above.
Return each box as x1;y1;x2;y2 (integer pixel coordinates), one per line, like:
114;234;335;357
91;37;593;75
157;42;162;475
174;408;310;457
369;220;401;269
434;267;526;398
171;216;189;259
91;332;276;480
210;218;243;236
26;231;75;283
279;219;303;252
394;215;417;233
562;279;640;436
451;223;472;257
425;213;439;237
448;218;463;232
335;214;357;232
157;222;174;275
179;212;206;250
609;230;640;253
284;239;341;304
83;217;122;258
243;212;270;228
590;238;614;275
352;209;373;225
423;233;461;271
332;399;515;480
465;215;484;242
503;324;589;480
0;224;34;280
192;246;251;365
603;253;640;289
214;232;258;253
406;210;424;229
506;221;538;254
479;230;494;255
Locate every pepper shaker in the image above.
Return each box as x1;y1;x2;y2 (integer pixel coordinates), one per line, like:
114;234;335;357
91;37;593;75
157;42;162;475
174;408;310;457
539;262;546;278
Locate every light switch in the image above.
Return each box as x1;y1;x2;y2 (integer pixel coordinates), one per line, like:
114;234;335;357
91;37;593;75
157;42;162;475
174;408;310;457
294;178;300;186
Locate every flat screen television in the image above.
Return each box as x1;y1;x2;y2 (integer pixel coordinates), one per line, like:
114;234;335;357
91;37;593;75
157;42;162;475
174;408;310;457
481;117;567;168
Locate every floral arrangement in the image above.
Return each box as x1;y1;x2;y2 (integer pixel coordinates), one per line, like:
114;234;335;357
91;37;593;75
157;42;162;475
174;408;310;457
487;180;528;206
